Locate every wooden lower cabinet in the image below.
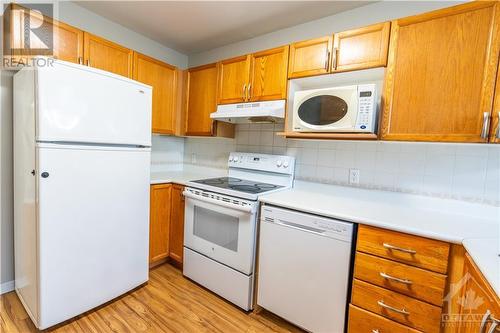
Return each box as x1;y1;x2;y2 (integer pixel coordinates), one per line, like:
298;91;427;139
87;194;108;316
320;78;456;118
149;183;186;267
348;304;421;333
169;185;185;265
455;254;500;333
350;226;451;333
149;184;172;264
357;225;450;274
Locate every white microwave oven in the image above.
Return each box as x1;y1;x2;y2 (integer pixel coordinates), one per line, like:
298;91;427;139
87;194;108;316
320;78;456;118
292;84;377;133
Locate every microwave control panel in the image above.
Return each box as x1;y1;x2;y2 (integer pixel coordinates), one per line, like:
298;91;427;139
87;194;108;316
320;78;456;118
354;84;377;132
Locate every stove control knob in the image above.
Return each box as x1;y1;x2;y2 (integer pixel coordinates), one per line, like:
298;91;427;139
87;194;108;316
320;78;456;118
239;156;243;162
229;156;234;162
276;160;283;167
283;161;289;168
233;156;239;162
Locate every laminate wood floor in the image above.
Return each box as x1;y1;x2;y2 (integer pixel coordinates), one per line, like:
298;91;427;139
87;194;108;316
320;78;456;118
0;263;304;333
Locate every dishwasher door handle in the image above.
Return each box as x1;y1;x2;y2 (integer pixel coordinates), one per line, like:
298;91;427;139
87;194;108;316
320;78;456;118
272;219;327;236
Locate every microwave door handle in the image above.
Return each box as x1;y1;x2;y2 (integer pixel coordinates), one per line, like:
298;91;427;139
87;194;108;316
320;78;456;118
183;191;255;214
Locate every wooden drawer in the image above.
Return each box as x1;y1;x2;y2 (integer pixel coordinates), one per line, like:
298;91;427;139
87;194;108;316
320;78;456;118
348;304;422;333
351;279;442;333
354;252;447;306
357;225;450;274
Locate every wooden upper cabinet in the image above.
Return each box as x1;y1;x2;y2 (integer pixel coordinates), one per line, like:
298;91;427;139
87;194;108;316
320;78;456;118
83;33;133;78
381;2;500;143
133;52;177;135
288;36;333;79
456;253;500;333
489;67;500;143
149;184;172;265
5;4;83;64
217;55;252;104
332;22;390;73
186;63;218;136
249;46;289;101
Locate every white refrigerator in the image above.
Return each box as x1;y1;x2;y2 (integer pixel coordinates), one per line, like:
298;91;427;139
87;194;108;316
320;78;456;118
13;58;153;329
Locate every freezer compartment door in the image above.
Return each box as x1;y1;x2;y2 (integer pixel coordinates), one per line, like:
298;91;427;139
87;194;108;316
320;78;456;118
36;60;152;146
36;145;150;329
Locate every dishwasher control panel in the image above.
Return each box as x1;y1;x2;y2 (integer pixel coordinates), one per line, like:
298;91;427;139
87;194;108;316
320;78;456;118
261;205;354;242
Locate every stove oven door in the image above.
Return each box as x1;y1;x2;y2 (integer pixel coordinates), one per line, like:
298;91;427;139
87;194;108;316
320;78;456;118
183;188;258;275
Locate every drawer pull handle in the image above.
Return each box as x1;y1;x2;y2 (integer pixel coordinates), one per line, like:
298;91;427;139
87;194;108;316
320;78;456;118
372;330;380;333
380;272;413;285
487;322;498;333
377;300;410;315
383;243;416;254
480;310;491;333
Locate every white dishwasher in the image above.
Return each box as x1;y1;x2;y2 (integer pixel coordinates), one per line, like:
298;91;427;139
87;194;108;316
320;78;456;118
257;205;355;333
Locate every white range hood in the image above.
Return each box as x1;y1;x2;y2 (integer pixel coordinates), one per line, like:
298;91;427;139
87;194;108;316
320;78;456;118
210;100;285;123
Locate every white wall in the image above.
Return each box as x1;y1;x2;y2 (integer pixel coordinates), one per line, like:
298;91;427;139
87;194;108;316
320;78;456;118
189;1;464;67
0;0;189;290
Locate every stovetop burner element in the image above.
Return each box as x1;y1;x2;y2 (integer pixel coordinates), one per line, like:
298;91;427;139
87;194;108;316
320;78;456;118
191;177;283;195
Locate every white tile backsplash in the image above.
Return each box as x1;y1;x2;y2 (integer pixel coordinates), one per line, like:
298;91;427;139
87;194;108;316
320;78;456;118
180;124;500;206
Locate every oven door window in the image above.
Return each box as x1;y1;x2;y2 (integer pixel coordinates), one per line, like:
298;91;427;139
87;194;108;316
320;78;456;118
193;206;239;252
298;95;348;125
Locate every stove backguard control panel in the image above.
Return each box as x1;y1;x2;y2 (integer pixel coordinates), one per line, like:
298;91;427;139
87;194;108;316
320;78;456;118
228;152;295;175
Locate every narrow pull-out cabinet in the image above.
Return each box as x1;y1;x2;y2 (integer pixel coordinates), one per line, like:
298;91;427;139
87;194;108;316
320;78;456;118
149;184;172;265
83;33;133;78
288;36;333;79
169;185;185;265
332;22;390;72
133;52;178;135
381;2;500;142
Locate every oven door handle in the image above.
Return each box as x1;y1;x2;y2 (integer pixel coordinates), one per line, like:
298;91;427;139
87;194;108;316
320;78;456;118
183;191;255;214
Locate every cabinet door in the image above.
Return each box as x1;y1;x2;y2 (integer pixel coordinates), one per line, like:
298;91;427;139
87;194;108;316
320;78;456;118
489;67;500;143
133;52;177;135
83;33;133;78
6;4;83;64
456;254;500;333
169;185;185;264
217;55;251;104
381;2;500;142
333;22;390;73
149;184;172;264
186;63;218;136
288;36;333;79
249;46;289;101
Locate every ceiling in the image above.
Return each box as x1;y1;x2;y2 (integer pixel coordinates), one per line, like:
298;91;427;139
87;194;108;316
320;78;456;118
75;1;374;54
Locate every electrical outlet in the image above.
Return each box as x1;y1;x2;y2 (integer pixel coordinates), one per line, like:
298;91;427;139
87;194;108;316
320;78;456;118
349;168;360;185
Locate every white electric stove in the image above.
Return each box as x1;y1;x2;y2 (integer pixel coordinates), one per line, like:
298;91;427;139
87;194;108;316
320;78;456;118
182;152;295;310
